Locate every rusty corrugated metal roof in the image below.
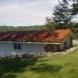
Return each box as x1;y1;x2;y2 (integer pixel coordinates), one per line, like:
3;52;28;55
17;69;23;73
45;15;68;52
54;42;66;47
0;29;71;43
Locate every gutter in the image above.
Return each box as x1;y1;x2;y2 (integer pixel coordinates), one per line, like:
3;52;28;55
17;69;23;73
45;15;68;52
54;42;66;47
0;41;60;44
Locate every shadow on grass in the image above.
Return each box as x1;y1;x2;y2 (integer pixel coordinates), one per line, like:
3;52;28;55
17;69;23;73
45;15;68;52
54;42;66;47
0;57;38;78
0;57;62;78
30;63;62;73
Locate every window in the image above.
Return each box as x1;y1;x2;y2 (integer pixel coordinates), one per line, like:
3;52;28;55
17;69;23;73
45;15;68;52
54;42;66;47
64;42;67;49
14;43;21;50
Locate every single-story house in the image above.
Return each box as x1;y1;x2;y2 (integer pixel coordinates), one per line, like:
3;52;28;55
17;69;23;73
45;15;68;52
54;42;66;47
0;29;77;56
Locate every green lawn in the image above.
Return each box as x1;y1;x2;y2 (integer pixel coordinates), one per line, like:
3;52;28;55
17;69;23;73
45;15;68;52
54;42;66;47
0;50;78;78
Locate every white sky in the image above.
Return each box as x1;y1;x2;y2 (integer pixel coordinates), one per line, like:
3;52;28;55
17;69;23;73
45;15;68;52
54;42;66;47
0;0;77;26
0;0;59;26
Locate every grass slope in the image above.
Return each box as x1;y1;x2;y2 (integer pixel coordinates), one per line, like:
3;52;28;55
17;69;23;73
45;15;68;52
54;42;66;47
0;50;78;78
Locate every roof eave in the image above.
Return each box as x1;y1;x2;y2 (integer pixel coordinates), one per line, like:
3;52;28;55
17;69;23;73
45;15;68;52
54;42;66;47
0;41;60;44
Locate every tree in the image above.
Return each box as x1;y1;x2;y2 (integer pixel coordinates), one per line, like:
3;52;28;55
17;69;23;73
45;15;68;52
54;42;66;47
58;0;78;14
70;0;78;15
53;0;73;29
45;17;56;30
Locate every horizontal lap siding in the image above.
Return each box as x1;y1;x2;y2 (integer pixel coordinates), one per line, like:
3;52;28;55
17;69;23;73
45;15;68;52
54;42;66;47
0;42;45;56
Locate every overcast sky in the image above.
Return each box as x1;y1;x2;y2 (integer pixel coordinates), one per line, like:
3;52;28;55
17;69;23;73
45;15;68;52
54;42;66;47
0;0;59;26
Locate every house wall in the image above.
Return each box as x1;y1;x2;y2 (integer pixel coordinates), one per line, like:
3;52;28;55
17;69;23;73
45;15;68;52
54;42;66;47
0;42;46;57
60;35;71;51
73;39;78;44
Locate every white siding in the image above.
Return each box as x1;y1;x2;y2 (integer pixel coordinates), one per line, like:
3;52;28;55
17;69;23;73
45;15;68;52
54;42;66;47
73;39;78;44
0;42;46;56
60;35;70;50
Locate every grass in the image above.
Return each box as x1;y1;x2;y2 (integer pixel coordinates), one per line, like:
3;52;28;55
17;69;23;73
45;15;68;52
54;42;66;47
0;49;78;78
73;44;78;47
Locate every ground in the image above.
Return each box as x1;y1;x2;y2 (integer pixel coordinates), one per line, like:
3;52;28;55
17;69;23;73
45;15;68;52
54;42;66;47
0;49;78;78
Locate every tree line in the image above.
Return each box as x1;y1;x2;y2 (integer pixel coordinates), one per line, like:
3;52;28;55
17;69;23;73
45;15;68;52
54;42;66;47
0;25;48;31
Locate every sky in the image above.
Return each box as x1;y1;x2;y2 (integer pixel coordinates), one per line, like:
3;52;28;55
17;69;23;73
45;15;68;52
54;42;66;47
0;0;59;26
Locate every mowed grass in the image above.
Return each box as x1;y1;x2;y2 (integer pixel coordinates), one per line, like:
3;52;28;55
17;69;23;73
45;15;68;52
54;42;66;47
0;50;78;78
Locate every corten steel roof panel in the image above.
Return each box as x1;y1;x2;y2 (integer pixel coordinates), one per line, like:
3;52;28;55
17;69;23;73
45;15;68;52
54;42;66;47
0;29;71;43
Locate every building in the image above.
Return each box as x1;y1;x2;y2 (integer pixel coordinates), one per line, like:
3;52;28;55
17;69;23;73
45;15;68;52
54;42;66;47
0;29;77;56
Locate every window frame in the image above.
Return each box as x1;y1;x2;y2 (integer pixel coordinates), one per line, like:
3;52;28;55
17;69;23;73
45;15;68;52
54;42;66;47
14;43;21;50
64;42;67;49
